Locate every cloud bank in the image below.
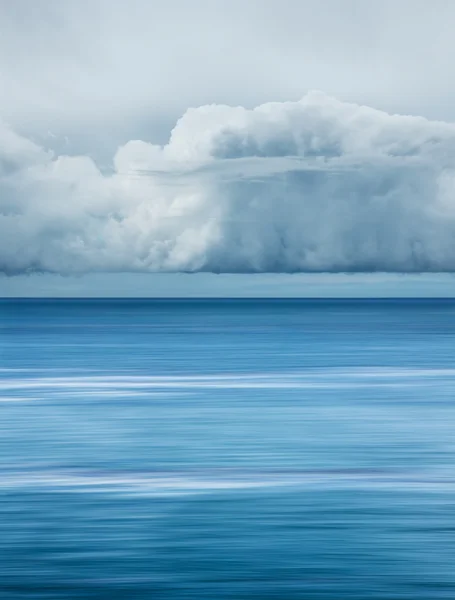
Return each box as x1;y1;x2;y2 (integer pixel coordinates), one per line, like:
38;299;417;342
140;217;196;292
2;91;455;275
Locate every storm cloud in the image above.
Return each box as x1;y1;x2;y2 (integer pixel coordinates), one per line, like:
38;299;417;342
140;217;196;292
2;91;455;275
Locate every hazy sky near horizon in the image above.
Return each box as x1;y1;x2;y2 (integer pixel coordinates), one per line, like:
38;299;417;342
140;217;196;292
2;0;455;296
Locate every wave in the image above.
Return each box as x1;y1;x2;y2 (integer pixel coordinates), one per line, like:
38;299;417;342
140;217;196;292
2;367;455;396
1;465;451;496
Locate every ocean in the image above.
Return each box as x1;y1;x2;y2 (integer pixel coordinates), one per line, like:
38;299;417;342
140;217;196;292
1;298;455;599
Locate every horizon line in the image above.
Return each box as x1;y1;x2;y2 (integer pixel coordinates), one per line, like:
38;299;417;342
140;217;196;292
2;297;455;301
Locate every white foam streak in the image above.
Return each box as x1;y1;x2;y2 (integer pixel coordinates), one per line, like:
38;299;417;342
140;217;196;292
2;367;454;396
1;467;454;497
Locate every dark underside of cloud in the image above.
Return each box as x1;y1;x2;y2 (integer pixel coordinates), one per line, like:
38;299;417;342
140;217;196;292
2;91;455;275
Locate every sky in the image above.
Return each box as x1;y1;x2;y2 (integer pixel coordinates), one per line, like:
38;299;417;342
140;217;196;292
2;0;455;297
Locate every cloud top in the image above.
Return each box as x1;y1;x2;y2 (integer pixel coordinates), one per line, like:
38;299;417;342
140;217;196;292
2;92;455;275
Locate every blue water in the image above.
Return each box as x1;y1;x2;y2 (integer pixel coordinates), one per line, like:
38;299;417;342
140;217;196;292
1;298;455;599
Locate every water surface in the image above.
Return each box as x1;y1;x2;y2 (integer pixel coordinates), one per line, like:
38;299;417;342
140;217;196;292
1;298;455;599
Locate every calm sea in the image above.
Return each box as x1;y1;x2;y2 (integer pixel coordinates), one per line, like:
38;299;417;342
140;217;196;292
1;298;455;599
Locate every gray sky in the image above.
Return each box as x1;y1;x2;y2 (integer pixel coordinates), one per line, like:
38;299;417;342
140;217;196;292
3;273;455;298
3;0;455;144
2;0;455;296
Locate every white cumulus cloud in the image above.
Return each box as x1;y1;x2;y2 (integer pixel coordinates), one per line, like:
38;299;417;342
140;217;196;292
2;92;455;275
